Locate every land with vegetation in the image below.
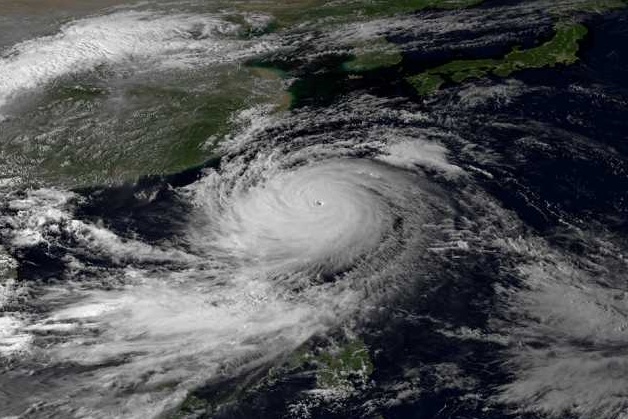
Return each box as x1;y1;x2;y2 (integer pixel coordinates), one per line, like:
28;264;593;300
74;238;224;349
406;23;589;95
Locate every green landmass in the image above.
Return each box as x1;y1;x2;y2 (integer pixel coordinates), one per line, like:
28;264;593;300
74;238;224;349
270;337;374;390
171;338;373;418
6;0;626;188
407;73;446;96
343;38;403;72
273;337;373;389
407;23;589;96
171;394;207;418
312;339;374;389
0;65;288;187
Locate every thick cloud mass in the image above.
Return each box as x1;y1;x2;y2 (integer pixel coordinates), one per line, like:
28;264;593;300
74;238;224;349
191;159;421;277
0;10;274;110
0;99;461;417
1;2;628;419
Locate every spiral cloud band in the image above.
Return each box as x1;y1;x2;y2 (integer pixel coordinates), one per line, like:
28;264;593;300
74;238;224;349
0;101;461;417
1;1;627;417
193;159;421;279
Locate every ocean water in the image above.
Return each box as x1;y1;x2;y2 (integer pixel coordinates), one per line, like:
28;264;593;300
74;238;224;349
1;2;628;418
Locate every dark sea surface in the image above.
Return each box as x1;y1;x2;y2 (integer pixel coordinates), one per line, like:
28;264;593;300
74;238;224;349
1;2;628;419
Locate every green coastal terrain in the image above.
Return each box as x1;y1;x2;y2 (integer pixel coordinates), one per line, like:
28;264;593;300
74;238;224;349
406;23;589;95
168;3;628;412
3;0;624;188
173;337;374;418
1;0;628;417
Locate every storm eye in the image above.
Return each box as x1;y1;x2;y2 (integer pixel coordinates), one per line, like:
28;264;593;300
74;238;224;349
187;23;210;40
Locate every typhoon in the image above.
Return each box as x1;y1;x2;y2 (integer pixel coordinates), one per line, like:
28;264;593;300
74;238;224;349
2;1;628;419
0;98;467;417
